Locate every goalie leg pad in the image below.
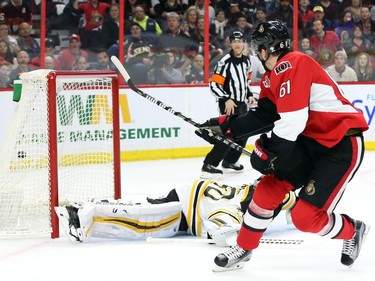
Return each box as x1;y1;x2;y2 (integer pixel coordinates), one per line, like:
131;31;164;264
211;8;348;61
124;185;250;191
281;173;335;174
91;201;183;240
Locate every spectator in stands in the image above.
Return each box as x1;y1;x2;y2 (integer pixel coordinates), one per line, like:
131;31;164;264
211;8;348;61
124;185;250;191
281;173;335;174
238;0;258;26
333;8;355;46
0;22;19;55
209;9;229;50
345;24;373;65
148;48;184;84
0;60;12;87
123;22;157;84
0;0;32;35
30;38;61;70
179;19;190;36
133;4;162;38
72;0;111;50
298;0;314;37
253;6;267;26
299;37;315;57
9;50;32;84
125;0;150;24
46;0;80;35
0;39;16;65
215;0;237;18
183;6;199;37
326;50;358;81
72;55;91;71
353;51;375;81
310;18;344;67
347;0;362;23
306;5;333;37
194;0;215;23
95;49;116;71
234;13;253;42
152;0;188;30
191;15;223;60
226;3;242;29
16;22;40;60
335;0;351;16
101;3;121;48
57;34;89;70
124;0;136;22
318;0;339;23
355;6;375;43
90;49;112;71
267;0;294;32
185;53;204;84
44;55;56;70
371;5;375;21
157;12;198;74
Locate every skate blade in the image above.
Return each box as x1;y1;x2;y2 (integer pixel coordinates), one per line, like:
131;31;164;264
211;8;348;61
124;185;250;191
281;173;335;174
222;168;244;173
212;262;246;272
54;207;84;243
348;224;371;268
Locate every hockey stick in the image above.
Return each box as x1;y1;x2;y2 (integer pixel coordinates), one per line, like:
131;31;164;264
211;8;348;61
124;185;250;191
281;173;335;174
146;237;304;245
111;56;252;157
146;237;214;244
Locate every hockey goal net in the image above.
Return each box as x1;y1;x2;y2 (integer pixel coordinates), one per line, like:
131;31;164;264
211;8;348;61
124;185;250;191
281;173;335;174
0;70;121;238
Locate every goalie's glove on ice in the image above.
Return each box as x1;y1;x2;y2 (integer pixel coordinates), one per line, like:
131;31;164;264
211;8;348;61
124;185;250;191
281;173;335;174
195;115;233;144
251;133;277;174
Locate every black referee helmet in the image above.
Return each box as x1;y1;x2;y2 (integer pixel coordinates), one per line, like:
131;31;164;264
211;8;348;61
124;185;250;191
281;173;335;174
229;31;245;42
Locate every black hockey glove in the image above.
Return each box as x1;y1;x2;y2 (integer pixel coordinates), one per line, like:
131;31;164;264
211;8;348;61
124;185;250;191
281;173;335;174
250;134;277;174
195;115;233;144
147;188;180;204
194;128;219;145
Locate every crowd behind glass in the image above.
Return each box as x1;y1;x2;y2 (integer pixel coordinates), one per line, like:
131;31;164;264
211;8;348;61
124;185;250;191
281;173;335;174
0;0;375;88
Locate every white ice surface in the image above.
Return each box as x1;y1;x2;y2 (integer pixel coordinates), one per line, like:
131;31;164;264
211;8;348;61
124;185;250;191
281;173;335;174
1;152;374;281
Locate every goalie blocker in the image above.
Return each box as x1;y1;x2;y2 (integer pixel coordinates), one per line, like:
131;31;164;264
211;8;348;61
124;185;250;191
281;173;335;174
56;178;297;246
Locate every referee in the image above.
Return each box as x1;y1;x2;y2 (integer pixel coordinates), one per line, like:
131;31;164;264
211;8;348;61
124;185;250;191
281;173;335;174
201;31;256;178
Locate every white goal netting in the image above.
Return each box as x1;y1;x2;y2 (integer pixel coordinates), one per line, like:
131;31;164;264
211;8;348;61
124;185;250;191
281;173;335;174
0;70;120;236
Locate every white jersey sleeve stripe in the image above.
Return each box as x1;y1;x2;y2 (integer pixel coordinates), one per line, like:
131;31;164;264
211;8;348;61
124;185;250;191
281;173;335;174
273;107;308;141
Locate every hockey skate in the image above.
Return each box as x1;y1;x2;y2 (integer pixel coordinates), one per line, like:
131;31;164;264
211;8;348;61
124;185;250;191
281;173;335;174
213;245;252;272
221;161;244;172
341;220;370;267
54;205;85;243
200;164;223;179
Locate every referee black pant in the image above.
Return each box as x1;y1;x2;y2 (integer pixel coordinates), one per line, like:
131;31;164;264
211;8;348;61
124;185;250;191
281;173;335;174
203;99;248;167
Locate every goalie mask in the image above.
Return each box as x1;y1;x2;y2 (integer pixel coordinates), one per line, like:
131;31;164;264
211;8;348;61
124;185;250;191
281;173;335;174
250;20;290;55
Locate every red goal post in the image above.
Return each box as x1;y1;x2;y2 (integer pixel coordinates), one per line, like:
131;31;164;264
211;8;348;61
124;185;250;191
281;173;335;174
0;70;121;238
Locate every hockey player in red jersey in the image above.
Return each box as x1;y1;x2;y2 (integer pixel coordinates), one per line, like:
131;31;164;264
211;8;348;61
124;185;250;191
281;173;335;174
197;20;370;271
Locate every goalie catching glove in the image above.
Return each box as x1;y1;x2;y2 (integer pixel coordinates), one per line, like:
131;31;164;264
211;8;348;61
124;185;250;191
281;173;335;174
195;115;233;144
250;134;277;174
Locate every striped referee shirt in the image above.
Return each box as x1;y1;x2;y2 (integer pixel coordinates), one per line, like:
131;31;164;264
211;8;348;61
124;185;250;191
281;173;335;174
209;52;253;102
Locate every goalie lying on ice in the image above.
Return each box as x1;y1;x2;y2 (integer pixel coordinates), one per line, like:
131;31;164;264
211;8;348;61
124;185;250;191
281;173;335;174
55;178;296;246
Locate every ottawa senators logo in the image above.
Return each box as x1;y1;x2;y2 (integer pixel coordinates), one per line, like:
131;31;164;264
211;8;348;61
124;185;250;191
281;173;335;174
305;180;315;196
274;61;292;75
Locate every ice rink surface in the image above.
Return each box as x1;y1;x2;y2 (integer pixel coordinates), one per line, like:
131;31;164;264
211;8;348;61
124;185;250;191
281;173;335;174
1;152;374;281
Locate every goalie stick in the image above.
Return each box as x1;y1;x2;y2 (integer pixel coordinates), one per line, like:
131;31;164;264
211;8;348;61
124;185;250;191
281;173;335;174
111;56;252;157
